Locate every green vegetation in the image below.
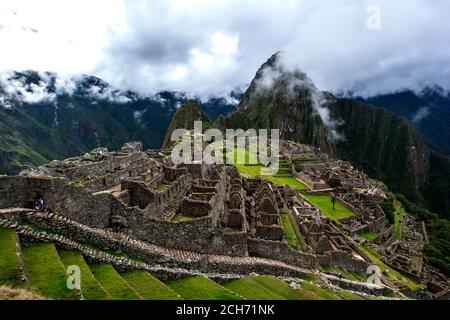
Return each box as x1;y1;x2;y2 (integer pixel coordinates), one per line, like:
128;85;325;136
298;280;340;300
224;277;285;300
0;90;176;175
297;274;320;283
215;111;253;131
0;115;50;174
335;289;366;300
321;266;367;282
300;193;354;221
157;183;168;191
0;228;23;287
121;270;182;300
380;194;407;239
392;201;405;239
22;243;79;300
226;148;307;190
58;250;112;300
359;231;379;241
166;276;242;300
358;245;419;291
268;175;308;190
327;178;342;189
162;100;213;149
171;213;198;222
227;147;259;164
224;276;341;300
89;264;141;300
285;210;308;252
0;233;382;301
280;213;299;250
396;194;450;276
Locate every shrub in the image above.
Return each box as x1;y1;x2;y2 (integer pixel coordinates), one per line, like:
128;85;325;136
327;178;342;189
380;195;396;224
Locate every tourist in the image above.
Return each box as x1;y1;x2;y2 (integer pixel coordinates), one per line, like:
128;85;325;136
331;197;336;210
37;198;45;211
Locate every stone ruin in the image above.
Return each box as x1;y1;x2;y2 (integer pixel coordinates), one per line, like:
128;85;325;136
1;140;448;299
253;183;283;241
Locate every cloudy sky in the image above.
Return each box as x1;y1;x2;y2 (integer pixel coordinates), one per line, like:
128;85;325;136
1;0;449;98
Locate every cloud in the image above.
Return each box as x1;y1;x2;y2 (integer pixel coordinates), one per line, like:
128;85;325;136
84;83;133;104
0;0;122;75
1;0;450;100
412;106;431;123
0;72;57;105
0;71;133;107
22;27;38;33
255;53;345;142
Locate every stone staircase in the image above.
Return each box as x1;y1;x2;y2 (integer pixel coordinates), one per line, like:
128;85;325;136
276;156;292;176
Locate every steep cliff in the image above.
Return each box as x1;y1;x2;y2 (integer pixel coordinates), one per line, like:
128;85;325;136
358;88;450;156
329;98;430;201
237;53;337;155
225;53;448;216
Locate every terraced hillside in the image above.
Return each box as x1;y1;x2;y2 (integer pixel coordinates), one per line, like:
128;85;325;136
0;225;389;300
226;148;308;190
0;226;182;300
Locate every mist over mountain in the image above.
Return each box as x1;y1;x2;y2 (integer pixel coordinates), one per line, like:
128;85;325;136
1;56;450;219
221;53;450;217
0;70;237;175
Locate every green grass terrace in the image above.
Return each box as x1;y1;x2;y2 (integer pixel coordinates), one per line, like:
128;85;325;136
300;193;355;222
225;148;308;190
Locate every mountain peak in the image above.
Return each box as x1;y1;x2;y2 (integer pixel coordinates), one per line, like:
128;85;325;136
236;54;338;154
162;100;213;149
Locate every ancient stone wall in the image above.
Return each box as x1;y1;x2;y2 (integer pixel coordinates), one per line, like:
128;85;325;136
227;210;245;229
2;217;314;280
319;250;370;273
62;153;148;181
325;275;392;296
121;179;155;209
143;174;191;219
180;198;212;217
82;169;138;194
0;176;28;208
248;238;317;269
0;176;113;227
255;223;284;241
163;166;188;182
179;164;210;179
0;176;245;255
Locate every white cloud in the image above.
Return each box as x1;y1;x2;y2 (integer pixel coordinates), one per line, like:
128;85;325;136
0;71;133;107
0;0;123;75
254;53;345;141
412;106;431;123
0;0;449;99
0;72;56;104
